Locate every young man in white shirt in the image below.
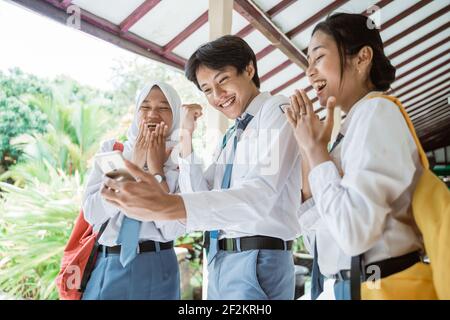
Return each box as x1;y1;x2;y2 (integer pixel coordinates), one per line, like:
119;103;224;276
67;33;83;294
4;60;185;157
102;35;302;300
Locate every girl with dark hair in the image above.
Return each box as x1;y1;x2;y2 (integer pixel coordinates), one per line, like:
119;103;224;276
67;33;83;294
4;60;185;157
287;13;431;299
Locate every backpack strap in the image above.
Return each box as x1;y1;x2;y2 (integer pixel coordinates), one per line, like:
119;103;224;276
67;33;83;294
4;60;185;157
349;94;427;300
79;220;109;293
367;94;429;169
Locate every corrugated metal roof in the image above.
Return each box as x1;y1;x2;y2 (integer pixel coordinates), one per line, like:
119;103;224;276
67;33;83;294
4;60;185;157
11;0;450;150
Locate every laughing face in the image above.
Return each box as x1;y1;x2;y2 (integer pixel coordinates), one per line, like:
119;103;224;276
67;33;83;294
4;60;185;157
306;30;358;109
139;86;173;132
196;64;259;119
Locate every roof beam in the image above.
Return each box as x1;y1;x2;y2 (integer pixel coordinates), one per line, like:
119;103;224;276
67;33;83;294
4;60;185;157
407;90;450;114
30;0;185;68
406;87;450;111
384;4;450;47
391;60;449;93
410;98;448;118
396;69;450;100
270;72;305;95
380;0;432;32
261;0;397;89
286;0;350;39
259;0;350;81
411;104;448;125
393;51;450;84
413;102;448;122
388;21;450;60
119;0;161;33
395;36;450;71
236;0;296;38
421;128;450;151
421;129;450;148
401;77;450;105
163;11;208;53
419;121;450;138
234;0;308;70
416;113;450;132
414;108;449;128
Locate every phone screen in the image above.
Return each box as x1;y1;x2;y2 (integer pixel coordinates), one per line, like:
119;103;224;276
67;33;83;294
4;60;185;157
95;151;135;181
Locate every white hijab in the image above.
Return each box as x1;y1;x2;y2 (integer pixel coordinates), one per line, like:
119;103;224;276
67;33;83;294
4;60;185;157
123;81;181;170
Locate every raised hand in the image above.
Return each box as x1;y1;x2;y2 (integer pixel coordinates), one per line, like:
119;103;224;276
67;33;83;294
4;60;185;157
132;120;150;168
146;121;171;174
180;104;203;136
180;104;203;158
286;89;336;153
285;89;336;168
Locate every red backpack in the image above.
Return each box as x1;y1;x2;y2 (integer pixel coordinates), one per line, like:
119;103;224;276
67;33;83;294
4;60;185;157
56;142;123;300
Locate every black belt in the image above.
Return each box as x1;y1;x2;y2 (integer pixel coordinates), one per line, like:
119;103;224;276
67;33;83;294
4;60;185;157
332;250;422;282
210;235;292;252
98;240;174;255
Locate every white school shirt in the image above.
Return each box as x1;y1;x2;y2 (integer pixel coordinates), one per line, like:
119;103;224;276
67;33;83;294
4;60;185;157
178;92;302;240
83;139;185;246
298;92;423;277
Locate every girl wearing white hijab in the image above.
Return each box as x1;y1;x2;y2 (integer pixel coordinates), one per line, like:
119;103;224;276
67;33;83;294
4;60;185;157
82;81;185;300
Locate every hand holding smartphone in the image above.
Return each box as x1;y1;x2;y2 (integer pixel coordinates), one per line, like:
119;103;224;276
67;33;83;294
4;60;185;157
95;150;136;181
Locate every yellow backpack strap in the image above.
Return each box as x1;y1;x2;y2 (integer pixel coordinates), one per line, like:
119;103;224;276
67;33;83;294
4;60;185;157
367;93;429;170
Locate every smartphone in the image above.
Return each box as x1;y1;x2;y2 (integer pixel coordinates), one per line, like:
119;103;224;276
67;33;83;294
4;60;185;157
95;150;136;182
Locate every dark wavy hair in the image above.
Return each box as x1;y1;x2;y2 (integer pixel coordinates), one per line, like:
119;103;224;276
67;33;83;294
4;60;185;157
185;35;260;90
312;13;396;91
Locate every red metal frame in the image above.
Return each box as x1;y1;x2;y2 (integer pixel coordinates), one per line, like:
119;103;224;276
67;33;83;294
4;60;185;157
119;0;161;33
236;0;296;38
163;11;208;53
40;0;186;69
234;0;308;70
396;69;450;100
384;4;450;47
395;36;449;70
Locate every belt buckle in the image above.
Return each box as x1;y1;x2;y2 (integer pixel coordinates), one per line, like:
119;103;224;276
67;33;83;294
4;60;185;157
225;238;235;251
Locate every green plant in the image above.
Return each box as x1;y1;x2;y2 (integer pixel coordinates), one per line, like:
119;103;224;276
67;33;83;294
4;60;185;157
2;97;114;185
292;236;308;254
0;68;52;169
175;231;204;289
0;92;48;169
0;164;81;299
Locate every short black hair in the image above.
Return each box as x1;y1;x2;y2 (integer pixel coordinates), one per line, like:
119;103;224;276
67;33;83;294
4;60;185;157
185;35;260;90
312;13;396;91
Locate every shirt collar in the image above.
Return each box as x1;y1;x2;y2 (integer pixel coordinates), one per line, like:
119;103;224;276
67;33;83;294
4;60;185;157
237;91;270;120
340;91;382;136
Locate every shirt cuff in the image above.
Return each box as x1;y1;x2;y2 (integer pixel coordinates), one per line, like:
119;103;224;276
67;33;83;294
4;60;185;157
299;197;315;213
101;196;120;218
309;160;341;201
298;198;319;232
181;192;213;232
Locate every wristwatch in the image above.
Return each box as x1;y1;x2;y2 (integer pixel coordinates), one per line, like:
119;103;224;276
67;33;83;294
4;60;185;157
154;173;166;183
